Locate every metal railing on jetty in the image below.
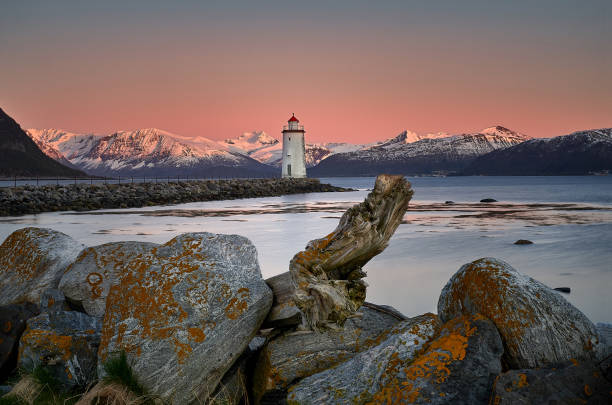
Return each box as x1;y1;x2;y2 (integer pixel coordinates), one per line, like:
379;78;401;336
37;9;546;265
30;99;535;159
0;175;280;188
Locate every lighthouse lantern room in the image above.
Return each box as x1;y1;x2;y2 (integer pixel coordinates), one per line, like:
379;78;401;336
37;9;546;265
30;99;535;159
281;114;307;178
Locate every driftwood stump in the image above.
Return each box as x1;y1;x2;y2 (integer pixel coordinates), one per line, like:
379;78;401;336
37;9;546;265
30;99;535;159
289;174;413;329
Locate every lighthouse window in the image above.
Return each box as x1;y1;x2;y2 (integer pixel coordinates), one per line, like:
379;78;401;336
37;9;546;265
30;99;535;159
288;137;291;140
288;164;292;176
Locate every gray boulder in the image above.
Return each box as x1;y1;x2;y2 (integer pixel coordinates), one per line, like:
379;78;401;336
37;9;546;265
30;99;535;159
18;310;101;389
0;228;85;306
597;323;612;358
59;241;159;318
0;303;39;381
253;303;405;404
96;232;273;405
438;257;601;369
491;359;612;404
286;313;441;404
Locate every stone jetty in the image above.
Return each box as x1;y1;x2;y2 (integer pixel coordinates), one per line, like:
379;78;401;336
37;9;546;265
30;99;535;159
0;178;348;216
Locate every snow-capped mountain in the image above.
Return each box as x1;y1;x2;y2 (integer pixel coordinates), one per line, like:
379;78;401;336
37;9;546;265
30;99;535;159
463;128;612;175
224;131;279;153
27;129;104;168
28;124;533;177
223;131;375;168
0;109;86;177
27;128;275;177
308;126;531;176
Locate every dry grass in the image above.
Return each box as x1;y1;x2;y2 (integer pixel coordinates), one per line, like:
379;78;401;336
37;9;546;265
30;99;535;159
75;382;145;405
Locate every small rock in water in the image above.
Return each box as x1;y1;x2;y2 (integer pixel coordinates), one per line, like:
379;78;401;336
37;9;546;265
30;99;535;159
514;239;534;245
553;287;571;294
480;198;498;203
445;200;454;204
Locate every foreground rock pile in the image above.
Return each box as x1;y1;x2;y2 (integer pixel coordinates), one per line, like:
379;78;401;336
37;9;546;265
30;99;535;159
0;174;610;404
0;178;348;216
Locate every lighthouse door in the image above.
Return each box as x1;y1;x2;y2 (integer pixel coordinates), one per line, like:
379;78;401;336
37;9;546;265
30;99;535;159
287;164;292;177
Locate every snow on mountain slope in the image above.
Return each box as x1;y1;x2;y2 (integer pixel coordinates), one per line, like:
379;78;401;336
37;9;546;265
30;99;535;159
224;131;348;168
463;128;612;175
223;131;279;154
370;130;450;151
27;128;275;176
309;126;532;176
359;126;531;159
27;129;103;163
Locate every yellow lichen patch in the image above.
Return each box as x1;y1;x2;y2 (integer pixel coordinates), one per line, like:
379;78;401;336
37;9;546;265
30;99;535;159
0;228;50;282
584;384;592;396
442;259;536;356
225;288;250;320
98;234;249;371
20;328;74;361
367;315;478;404
3;321;12;333
188;327;206;343
514;373;528;389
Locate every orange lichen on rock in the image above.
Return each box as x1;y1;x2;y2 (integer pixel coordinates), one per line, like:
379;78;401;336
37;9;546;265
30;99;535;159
438;257;600;369
367;314;480;404
97;232;271;404
0;228;49;282
20;328;74;362
99;236;218;364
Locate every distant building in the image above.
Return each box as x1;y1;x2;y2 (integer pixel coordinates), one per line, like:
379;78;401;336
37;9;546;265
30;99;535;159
281;114;306;178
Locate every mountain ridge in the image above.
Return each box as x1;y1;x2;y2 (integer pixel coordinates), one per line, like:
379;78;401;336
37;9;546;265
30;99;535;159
462;128;612;175
0;109;87;177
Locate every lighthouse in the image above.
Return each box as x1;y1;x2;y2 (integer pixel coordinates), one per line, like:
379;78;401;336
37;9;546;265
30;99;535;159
281;114;307;178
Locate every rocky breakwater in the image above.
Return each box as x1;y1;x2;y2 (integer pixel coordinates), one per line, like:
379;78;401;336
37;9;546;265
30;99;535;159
0;178;349;216
0;174;611;404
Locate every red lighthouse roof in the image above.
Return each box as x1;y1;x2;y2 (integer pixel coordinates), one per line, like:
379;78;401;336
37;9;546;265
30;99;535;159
288;114;299;122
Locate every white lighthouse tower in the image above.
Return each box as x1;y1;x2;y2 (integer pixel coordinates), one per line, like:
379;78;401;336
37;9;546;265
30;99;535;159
281;114;307;178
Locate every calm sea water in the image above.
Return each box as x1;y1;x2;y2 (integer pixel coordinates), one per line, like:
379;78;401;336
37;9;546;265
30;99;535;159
1;176;611;323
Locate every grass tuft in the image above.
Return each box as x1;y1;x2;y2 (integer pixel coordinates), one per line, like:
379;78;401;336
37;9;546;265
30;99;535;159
0;395;27;405
102;351;146;397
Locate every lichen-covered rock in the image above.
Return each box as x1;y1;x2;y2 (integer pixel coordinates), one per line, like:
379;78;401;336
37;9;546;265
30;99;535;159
438;257;600;369
286;313;441;405
97;232;273;405
0;228;85;306
39;288;68;312
597;322;612;360
18;310;101;389
59;241;159;318
491;359;612;404
0;303;39;381
253;303;406;404
360;314;500;404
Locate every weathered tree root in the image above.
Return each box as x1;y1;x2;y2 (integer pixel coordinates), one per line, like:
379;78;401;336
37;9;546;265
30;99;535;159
290;174;413;330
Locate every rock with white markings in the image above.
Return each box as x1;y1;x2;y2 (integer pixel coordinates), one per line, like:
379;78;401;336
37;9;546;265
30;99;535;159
96;232;273;405
438;257;601;369
0;228;85;306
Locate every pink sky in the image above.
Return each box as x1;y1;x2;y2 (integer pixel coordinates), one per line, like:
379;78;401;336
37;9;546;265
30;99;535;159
1;2;610;143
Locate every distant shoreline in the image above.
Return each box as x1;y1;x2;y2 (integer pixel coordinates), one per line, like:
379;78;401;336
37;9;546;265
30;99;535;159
0;178;350;217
